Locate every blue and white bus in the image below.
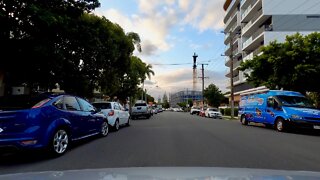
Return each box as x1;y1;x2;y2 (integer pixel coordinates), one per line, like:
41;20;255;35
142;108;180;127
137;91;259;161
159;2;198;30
239;90;320;132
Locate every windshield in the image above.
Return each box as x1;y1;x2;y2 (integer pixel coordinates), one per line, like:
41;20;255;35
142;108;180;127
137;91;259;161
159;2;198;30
2;0;320;177
92;102;111;109
134;103;147;107
277;95;314;108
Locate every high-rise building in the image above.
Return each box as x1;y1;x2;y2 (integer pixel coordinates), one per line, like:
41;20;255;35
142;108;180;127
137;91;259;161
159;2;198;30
169;90;202;108
223;0;320;103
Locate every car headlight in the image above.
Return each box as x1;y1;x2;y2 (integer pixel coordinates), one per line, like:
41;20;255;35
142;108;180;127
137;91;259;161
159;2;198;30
291;114;303;120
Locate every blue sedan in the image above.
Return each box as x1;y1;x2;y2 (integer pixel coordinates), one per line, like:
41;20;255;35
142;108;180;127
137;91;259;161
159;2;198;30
0;93;109;156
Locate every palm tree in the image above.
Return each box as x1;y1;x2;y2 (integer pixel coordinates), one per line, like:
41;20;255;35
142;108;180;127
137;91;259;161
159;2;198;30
127;32;142;53
140;63;155;100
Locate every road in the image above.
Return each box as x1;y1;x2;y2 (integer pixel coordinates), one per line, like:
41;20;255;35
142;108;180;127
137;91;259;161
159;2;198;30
1;111;320;175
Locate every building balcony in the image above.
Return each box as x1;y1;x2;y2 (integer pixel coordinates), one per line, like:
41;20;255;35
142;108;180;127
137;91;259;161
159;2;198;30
232;60;242;71
241;0;262;23
242;8;263;34
224;0;240;23
225;66;240;78
242;25;265;51
225;43;232;56
240;0;252;9
225;57;232;66
225;11;239;33
224;33;231;44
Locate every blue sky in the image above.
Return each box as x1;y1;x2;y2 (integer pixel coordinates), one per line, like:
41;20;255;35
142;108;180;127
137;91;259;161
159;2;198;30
95;0;227;99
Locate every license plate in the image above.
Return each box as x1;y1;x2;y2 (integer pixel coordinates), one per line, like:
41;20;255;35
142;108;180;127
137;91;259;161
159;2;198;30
314;125;320;129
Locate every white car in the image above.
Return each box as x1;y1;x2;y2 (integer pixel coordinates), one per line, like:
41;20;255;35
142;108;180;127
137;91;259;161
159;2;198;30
205;108;223;119
92;102;130;131
190;107;200;115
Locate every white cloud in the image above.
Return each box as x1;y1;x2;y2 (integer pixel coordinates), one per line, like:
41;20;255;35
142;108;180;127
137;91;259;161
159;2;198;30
95;0;227;98
183;0;225;32
95;0;225;57
96;8;176;55
178;0;191;11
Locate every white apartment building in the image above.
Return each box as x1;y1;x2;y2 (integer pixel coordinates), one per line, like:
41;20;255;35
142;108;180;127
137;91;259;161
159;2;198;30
223;0;320;102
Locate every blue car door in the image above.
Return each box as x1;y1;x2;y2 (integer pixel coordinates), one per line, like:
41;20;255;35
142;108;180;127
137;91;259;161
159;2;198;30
263;97;278;125
77;98;100;134
63;96;88;137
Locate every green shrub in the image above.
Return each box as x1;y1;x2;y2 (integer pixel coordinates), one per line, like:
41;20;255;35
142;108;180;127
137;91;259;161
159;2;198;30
222;108;238;116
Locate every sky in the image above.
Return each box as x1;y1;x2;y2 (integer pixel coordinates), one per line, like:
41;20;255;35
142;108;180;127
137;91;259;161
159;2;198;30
94;0;227;100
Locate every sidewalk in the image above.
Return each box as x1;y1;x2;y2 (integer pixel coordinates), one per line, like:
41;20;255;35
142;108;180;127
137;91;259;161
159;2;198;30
222;116;239;121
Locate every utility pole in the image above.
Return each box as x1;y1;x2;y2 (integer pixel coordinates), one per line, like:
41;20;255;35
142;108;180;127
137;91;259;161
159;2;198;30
221;29;239;119
145;89;147;103
199;64;208;109
229;32;235;119
192;53;198;92
230;52;234;119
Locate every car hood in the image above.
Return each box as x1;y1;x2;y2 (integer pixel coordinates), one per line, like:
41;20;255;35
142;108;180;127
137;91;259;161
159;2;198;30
1;167;320;180
284;107;320;118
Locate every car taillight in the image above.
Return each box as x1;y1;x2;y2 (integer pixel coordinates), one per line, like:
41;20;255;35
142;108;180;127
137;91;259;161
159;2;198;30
32;99;51;109
108;110;114;116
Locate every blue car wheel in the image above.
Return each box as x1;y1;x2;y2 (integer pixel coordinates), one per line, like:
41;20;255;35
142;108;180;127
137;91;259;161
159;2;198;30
51;129;69;155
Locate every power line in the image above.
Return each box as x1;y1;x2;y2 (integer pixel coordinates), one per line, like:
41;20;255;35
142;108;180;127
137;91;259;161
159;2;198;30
150;63;193;66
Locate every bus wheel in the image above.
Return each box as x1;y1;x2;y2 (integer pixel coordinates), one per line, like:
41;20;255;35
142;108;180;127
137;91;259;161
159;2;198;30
241;115;248;125
275;118;286;132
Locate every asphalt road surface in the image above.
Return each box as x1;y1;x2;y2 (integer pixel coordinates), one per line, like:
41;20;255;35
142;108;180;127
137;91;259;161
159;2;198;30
1;111;320;175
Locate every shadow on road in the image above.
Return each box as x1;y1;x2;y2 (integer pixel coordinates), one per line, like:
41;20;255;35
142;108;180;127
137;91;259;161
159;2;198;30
0;134;107;166
248;123;320;136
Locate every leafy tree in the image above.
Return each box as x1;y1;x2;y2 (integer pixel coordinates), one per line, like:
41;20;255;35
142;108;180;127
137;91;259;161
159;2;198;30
240;32;320;106
240;32;320;93
127;32;142;52
177;102;187;108
0;0;100;93
187;98;193;108
203;84;224;108
162;92;170;108
116;56;155;101
0;0;154;100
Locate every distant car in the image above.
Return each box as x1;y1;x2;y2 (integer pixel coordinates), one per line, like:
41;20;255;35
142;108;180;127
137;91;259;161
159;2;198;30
0;93;109;156
152;107;158;114
92;102;130;131
190;107;200;115
205;108;223;119
131;101;152;119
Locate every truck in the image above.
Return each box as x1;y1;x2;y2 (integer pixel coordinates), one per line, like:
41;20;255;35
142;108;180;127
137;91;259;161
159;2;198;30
239;90;320;132
131;100;152;119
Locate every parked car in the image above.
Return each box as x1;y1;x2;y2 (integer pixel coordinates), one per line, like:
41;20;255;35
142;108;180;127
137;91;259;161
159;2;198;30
92;101;130;131
0;93;109;156
190;106;200;115
152;106;158;114
205;108;223;119
131;100;152;119
239;90;320;132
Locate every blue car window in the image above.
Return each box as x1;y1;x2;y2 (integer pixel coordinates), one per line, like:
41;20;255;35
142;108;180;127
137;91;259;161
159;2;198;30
64;96;81;111
77;98;95;112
